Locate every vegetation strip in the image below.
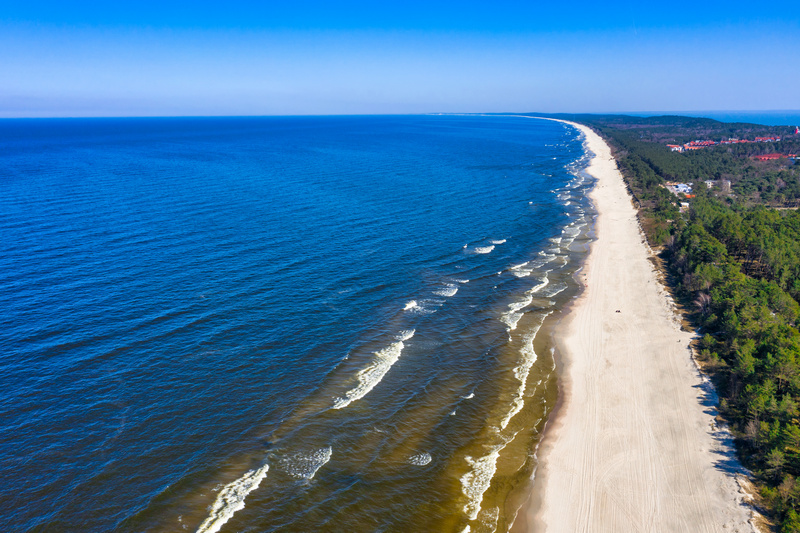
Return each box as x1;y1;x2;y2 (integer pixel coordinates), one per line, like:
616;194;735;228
535;114;800;532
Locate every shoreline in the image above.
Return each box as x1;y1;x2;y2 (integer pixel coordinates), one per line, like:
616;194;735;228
514;121;755;532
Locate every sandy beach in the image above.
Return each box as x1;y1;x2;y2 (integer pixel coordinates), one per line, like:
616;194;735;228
517;122;756;532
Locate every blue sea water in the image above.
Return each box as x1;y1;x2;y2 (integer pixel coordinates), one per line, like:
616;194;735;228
0;115;592;532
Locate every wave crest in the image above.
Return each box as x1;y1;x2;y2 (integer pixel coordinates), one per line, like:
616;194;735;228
196;463;270;533
333;330;415;409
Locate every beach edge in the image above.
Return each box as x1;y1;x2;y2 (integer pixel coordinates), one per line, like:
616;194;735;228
512;120;756;533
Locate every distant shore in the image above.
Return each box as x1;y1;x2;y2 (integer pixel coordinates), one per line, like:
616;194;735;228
514;121;755;532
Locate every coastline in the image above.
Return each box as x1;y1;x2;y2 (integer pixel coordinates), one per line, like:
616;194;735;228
514;121;755;532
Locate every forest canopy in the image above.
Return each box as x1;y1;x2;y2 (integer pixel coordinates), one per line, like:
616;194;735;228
529;113;800;532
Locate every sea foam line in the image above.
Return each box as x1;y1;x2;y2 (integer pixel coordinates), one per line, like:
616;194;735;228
461;446;503;521
460;428;524;524
540;281;567;298
333;330;415;409
510;262;532;278
499;275;549;331
196;463;270;533
499;312;552;430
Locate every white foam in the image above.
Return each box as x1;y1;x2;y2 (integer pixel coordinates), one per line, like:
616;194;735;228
465;392;475;399
528;256;553;269
540;281;567;298
461;446;502;521
500;276;549;331
500;298;530;331
196;463;270;533
281;447;332;480
510;262;533;278
406;299;438;314
490;239;507;245
434;284;459;297
473;245;495;254
480;507;500;532
333;330;415;409
408;452;432;466
404;300;420;311
499;313;551;430
528;275;550;295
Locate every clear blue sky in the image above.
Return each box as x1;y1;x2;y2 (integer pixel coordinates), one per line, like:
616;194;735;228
2;1;799;117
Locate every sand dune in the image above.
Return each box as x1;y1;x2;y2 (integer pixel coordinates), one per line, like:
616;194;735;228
517;122;755;532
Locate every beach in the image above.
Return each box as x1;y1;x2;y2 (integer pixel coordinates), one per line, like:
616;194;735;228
516;122;755;532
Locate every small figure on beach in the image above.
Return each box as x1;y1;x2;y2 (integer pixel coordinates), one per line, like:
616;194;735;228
615;309;620;313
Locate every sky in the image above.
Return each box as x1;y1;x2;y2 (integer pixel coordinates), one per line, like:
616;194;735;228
1;1;799;117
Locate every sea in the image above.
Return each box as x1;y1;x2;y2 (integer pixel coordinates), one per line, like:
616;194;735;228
0;115;595;533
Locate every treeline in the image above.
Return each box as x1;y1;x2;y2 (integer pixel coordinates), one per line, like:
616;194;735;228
528;112;797;143
546;113;800;531
521;113;800;210
689;195;800;299
672;191;800;531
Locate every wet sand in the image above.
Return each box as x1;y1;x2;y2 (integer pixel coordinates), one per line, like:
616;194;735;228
517;121;755;532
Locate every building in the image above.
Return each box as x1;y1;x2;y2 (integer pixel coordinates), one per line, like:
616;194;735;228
752;153;785;161
663;182;694;196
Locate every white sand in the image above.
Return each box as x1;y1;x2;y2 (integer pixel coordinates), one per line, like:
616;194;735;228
520;122;755;532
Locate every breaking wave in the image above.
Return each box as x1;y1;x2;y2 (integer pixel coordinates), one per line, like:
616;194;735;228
404;300;421;311
196;463;270;533
499;275;549;331
434;284;459;297
461;447;502;521
333;330;415;409
499;313;551;430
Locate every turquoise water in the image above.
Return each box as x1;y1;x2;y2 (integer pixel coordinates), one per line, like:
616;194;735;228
0;115;593;532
